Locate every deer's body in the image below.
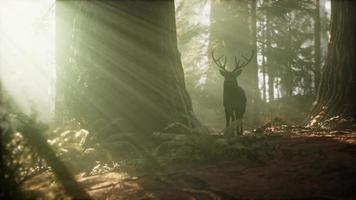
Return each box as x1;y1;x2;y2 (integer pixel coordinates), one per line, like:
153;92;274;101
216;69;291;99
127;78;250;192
212;49;253;135
223;81;246;127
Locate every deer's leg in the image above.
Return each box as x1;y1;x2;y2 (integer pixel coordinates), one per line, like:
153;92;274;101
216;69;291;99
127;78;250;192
239;119;243;135
232;110;238;136
225;108;231;127
231;110;236;122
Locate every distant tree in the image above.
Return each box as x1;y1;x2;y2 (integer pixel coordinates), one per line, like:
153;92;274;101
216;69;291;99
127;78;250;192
258;0;315;99
257;1;268;101
176;0;209;78
208;0;253;88
265;2;275;100
56;0;193;134
310;0;356;122
175;0;210;120
250;0;261;123
258;0;277;101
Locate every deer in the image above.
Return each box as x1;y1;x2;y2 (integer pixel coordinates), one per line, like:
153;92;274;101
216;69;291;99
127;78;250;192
211;49;254;136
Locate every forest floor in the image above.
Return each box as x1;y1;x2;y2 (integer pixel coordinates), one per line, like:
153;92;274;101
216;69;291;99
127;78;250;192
25;127;356;200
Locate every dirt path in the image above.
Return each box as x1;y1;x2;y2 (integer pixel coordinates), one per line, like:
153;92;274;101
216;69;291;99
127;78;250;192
80;131;356;200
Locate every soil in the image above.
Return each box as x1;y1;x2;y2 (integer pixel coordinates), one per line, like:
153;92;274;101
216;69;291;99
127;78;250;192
24;128;356;200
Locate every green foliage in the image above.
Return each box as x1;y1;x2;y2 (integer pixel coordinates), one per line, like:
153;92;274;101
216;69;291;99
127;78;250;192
258;0;329;97
152;121;267;166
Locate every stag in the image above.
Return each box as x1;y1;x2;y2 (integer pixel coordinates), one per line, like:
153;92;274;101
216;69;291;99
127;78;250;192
212;49;254;135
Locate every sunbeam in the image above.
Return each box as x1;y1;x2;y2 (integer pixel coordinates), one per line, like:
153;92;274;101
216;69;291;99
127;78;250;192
0;0;55;122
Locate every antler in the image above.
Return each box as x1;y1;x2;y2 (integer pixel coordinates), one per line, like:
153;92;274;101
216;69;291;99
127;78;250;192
233;50;255;72
211;49;227;71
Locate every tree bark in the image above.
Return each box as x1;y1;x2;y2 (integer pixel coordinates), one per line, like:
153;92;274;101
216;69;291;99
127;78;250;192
314;0;321;93
262;49;267;102
266;15;274;101
285;18;293;97
310;0;356;123
56;0;193;134
0;83;7;199
260;2;267;102
250;0;261;122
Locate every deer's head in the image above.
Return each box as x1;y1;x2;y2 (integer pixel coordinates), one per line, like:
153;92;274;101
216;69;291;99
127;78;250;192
212;50;254;86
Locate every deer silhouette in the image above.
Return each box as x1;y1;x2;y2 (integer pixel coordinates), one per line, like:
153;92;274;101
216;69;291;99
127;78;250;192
212;49;254;135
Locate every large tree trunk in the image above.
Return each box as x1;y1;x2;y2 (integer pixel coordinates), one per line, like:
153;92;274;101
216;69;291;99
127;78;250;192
56;1;193;134
0;83;9;199
310;0;356;123
314;0;321;93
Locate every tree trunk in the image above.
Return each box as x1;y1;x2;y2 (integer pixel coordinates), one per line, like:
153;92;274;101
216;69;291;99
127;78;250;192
250;0;260;122
0;83;7;199
262;50;267;102
55;1;76;124
285;18;294;97
207;0;225;109
56;0;193;134
314;0;321;93
260;2;267;102
310;0;356;123
266;16;274;101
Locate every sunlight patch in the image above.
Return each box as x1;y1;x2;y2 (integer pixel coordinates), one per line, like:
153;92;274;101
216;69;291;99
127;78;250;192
0;0;55;122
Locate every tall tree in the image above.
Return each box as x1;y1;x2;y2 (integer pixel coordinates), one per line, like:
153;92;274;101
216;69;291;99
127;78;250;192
0;83;7;199
259;0;315;99
310;0;356;122
263;0;276;100
259;0;276;101
56;1;193;134
314;0;321;92
250;0;261;122
257;0;268;102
